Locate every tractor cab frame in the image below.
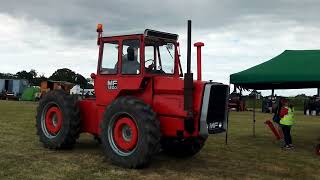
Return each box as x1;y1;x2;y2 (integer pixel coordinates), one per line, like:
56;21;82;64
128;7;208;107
95;29;181;76
92;29;181;107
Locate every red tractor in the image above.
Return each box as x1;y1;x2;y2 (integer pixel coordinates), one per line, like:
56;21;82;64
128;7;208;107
36;20;229;168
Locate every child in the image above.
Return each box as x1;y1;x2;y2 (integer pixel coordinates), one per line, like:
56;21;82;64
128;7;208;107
279;98;294;150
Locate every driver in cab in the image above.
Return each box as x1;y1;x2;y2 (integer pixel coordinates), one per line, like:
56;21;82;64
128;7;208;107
121;46;140;74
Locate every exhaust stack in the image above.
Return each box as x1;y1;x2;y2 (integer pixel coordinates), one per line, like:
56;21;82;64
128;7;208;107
184;20;194;133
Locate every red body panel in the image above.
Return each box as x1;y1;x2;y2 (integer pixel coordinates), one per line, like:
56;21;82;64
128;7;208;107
79;77;205;138
159;116;184;136
79;99;98;135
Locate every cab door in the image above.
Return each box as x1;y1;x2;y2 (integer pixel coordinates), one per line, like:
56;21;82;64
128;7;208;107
94;35;145;107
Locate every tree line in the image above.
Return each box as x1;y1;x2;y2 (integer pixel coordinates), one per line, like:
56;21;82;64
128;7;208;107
0;68;93;89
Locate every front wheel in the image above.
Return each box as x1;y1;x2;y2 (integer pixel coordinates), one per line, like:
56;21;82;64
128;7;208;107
100;97;160;168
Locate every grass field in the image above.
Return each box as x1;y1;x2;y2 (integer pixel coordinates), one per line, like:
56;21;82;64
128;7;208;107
0;100;319;180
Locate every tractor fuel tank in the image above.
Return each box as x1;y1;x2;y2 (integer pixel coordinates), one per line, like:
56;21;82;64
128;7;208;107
79;98;100;135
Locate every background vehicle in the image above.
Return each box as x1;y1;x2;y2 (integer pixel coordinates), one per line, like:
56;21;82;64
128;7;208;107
39;80;74;98
304;96;320;115
229;92;245;111
0;79;28;100
261;96;278;113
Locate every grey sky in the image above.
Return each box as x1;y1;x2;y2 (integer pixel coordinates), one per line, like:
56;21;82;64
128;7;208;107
0;0;320;95
1;0;320;36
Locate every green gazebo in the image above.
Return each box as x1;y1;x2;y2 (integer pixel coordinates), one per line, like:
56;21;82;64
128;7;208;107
230;50;320;154
230;50;320;90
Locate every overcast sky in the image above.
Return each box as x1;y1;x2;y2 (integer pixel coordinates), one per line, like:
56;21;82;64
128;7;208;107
0;0;320;96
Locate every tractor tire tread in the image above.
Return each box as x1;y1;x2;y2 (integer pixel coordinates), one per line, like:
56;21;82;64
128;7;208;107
161;137;207;158
101;96;160;168
36;90;80;149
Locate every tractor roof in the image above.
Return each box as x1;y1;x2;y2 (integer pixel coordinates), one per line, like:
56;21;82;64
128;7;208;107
105;29;178;41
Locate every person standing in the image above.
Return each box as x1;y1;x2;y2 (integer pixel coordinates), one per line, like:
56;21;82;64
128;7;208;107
273;98;284;138
279;98;295;150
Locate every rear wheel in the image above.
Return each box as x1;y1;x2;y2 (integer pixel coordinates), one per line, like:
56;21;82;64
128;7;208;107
161;137;207;157
36;90;80;149
101;97;160;168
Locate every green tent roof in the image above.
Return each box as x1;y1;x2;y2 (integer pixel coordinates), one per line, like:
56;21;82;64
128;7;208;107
230;50;320;90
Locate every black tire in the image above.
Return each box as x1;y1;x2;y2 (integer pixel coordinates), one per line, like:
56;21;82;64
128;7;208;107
236;103;240;112
94;135;102;144
304;100;308;115
161;137;206;158
100;96;160;168
36;90;80;149
316;144;320;155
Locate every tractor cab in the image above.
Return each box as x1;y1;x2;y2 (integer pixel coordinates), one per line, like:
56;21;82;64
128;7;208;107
94;27;180;77
92;25;186;108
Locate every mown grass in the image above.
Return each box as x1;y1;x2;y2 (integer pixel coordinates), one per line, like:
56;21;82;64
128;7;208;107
0;100;319;180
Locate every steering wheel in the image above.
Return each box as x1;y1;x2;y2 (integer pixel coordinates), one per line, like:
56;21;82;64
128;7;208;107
145;59;154;63
145;59;166;74
145;59;155;71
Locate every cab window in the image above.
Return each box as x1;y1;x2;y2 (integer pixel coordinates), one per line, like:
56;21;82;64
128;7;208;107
100;41;118;74
122;39;140;75
145;38;175;74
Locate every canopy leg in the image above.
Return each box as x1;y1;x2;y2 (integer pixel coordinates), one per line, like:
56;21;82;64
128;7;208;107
253;93;256;137
225;83;231;145
225;109;230;145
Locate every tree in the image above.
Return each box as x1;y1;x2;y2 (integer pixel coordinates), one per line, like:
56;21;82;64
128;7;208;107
33;75;48;86
295;94;307;98
0;73;15;79
75;74;88;89
86;83;94;89
86;78;94;89
1;68;91;88
49;68;77;83
15;69;38;85
29;69;37;79
49;68;89;88
86;78;93;84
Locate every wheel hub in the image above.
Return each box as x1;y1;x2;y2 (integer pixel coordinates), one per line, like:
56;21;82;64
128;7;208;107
113;117;138;152
52;114;58;127
45;106;62;135
122;125;132;141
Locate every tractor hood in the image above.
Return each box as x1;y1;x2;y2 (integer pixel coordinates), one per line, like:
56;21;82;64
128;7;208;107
152;76;229;137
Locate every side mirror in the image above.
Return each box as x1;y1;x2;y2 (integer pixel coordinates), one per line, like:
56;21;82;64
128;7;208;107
90;73;96;79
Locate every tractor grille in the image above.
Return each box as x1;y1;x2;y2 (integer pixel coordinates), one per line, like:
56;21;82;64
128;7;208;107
199;83;229;136
206;84;229;133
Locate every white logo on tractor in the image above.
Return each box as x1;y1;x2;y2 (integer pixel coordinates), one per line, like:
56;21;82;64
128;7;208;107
107;80;118;90
208;122;220;129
